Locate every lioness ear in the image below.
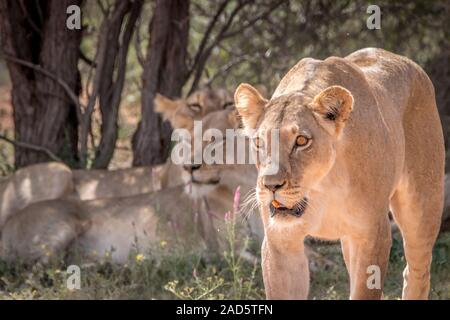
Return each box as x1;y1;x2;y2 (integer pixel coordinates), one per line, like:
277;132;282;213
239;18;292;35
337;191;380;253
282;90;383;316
309;85;354;136
154;93;178;122
234;83;267;132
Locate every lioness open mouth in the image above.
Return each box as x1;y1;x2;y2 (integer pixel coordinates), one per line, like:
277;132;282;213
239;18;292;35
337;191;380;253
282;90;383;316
270;198;308;218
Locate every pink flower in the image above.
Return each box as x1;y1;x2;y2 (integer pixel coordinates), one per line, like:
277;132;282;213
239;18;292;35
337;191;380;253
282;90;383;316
233;186;241;216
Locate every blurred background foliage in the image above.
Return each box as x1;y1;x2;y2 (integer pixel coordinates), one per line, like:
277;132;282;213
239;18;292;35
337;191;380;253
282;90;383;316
0;0;448;170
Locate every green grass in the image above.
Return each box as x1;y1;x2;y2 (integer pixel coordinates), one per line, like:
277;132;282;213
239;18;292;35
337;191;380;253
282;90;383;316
0;228;448;300
308;232;450;300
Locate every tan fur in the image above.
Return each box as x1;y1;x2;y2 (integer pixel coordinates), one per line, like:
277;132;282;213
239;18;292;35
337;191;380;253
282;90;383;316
0;162;73;228
0;184;240;264
71;88;234;201
0;89;246;264
177;108;262;241
72;185;239;262
155;88;233;130
72;165;179;200
1;199;90;263
235;48;445;300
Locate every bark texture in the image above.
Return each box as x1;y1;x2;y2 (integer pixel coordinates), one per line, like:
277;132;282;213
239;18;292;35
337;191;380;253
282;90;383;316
0;0;82;167
132;0;190;166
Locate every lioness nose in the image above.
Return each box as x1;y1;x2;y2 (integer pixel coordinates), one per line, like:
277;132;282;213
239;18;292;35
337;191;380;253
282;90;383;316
183;164;201;173
263;178;286;192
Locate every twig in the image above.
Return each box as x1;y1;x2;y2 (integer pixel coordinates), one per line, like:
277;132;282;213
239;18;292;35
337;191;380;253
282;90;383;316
187;0;230;78
79;50;97;67
188;0;252;94
134;14;146;67
0;133;62;162
0;53;83;123
205;54;248;86
222;0;286;40
18;0;43;37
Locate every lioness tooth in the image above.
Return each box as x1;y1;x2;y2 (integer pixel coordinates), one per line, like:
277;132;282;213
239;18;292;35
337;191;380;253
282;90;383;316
271;199;282;208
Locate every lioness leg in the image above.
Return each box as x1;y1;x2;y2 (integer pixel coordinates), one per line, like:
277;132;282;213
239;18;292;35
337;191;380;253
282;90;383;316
340;214;392;299
261;237;309;300
390;81;445;299
390;184;443;300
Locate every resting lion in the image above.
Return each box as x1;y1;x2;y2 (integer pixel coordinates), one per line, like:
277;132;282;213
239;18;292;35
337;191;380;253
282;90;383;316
1;185;237;263
234;48;445;300
0;88;237;262
73;87;233;200
0;88;232;214
1;108;256;264
0;162;73;229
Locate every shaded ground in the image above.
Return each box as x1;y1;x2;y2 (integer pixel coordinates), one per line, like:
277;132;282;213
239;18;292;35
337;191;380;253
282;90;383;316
0;230;448;300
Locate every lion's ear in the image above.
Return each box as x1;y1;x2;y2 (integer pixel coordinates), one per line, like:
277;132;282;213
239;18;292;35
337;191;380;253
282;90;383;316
234;83;267;132
309;85;354;136
154;93;178;122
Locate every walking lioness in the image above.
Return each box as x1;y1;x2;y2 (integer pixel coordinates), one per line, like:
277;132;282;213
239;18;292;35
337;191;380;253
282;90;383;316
234;48;445;300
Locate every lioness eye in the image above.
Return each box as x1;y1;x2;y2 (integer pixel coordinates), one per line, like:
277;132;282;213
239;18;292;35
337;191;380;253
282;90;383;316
296;135;310;148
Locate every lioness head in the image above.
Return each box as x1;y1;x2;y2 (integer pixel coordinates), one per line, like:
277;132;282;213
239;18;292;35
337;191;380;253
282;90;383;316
156;88;254;199
155;88;233;130
234;83;353;224
179;108;252;199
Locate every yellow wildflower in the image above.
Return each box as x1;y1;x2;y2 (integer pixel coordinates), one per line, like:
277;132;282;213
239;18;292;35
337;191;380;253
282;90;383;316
135;253;145;262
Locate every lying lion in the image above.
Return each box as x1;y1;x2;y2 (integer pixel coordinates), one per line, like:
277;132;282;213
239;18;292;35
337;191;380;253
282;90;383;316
0;88;238;261
0;88;232;217
0;162;73;229
1;106;259;264
1;184;239;263
73;87;234;200
234;48;445;300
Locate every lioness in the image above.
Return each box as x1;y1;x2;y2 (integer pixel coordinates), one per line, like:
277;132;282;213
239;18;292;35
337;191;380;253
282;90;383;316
158;96;331;267
155;87;233;130
0;162;73;229
0;185;237;263
234;48;445;300
72;88;233;200
1;108;254;264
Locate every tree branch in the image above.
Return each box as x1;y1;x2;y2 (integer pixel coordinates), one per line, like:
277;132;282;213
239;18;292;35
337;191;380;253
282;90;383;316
0;53;83;123
187;0;230;78
134;13;146;67
79;49;97;67
222;0;286;39
188;0;252;94
0;133;62;162
205;54;248;86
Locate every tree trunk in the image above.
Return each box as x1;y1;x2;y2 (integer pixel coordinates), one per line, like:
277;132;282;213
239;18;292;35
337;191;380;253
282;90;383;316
0;0;82;168
92;0;143;169
132;0;189;166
